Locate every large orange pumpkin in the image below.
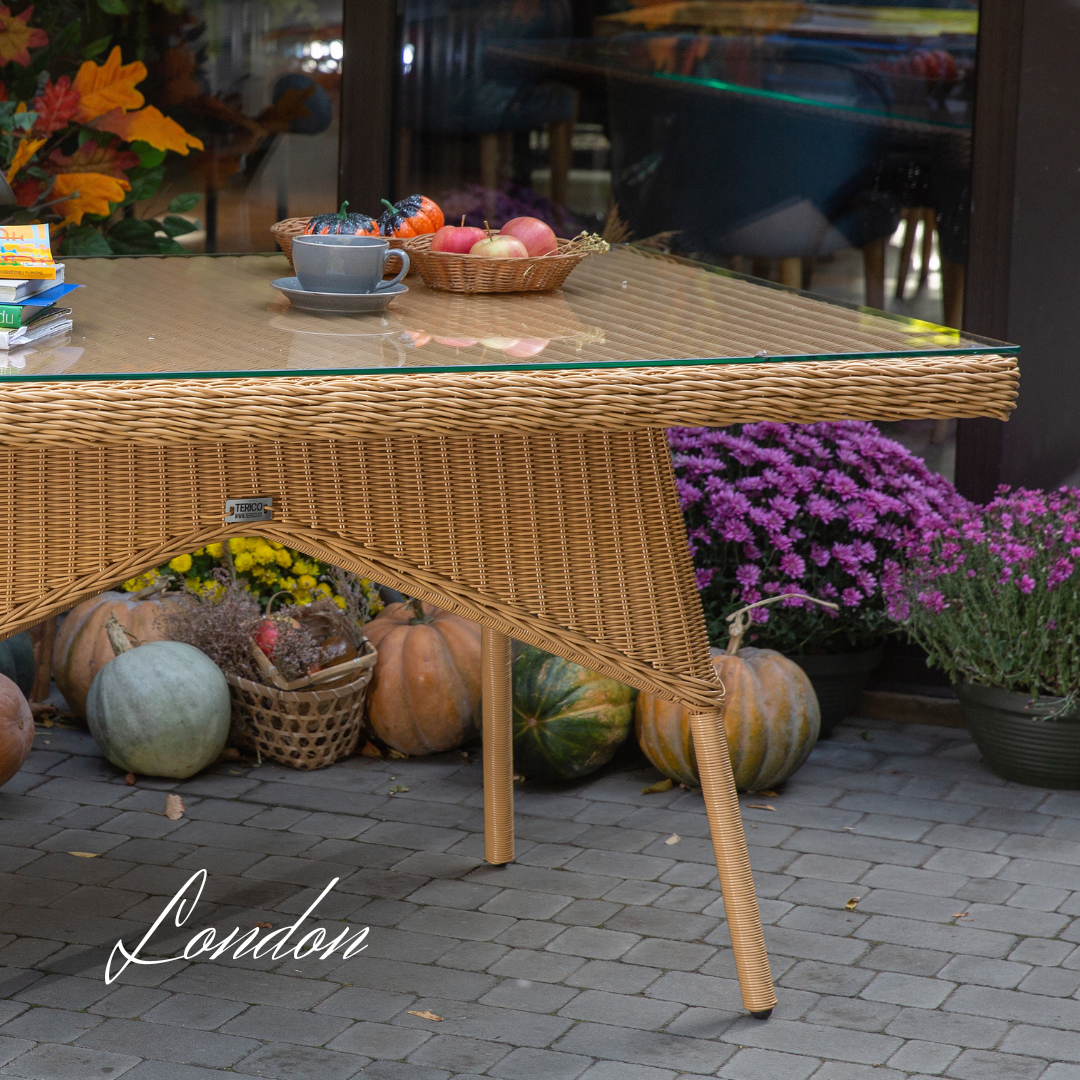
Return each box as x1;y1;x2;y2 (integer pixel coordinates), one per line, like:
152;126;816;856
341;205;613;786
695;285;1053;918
0;673;34;786
54;589;178;718
636;645;820;791
363;599;481;755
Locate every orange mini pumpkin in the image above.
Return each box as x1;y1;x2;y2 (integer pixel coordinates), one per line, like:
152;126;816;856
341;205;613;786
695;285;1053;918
363;599;480;755
378;195;444;237
636;600;821;791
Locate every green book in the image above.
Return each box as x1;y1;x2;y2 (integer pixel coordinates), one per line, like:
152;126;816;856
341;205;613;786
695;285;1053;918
0;303;49;329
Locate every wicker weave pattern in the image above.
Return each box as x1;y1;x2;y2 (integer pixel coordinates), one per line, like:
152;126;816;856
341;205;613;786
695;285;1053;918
227;655;373;770
0;428;721;708
0;356;1016;448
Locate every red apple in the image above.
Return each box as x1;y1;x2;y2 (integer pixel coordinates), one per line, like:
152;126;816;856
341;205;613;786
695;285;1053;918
500;216;557;257
470;234;528;259
502;338;550;358
431;224;488;254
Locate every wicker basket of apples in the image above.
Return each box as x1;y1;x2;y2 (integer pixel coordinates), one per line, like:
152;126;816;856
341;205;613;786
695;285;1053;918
404;216;609;293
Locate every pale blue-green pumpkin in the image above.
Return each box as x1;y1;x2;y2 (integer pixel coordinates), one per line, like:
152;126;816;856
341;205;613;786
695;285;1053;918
87;635;230;779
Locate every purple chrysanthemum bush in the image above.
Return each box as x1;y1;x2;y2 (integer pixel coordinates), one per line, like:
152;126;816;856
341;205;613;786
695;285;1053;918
670;422;966;654
889;486;1080;700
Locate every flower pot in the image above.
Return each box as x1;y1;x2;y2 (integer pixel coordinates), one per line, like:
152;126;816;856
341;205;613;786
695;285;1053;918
791;647;882;737
955;683;1080;789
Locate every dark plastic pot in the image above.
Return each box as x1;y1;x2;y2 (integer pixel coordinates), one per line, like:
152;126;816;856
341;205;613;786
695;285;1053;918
955;682;1080;789
791;647;882;738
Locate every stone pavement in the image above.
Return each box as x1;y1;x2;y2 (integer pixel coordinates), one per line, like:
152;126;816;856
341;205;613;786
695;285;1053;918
3;716;1080;1080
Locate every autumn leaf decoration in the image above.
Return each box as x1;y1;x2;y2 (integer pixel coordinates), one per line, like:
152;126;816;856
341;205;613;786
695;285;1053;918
0;5;48;68
32;76;80;137
46;141;140;226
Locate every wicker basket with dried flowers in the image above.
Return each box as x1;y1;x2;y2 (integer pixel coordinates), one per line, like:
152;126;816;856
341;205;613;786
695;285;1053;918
158;569;377;769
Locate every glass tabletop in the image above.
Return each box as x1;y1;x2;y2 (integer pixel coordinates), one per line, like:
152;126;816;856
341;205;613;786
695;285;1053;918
0;248;1013;382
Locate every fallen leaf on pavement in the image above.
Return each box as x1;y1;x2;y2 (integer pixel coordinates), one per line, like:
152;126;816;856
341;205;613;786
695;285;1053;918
745;803;775;811
665;834;680;845
254;922;273;929
408;1010;443;1022
165;794;185;820
125;773;136;785
845;898;860;910
361;741;382;758
68;851;99;858
642;778;674;794
387;748;409;760
388;784;409;795
953;912;969;919
757;790;779;797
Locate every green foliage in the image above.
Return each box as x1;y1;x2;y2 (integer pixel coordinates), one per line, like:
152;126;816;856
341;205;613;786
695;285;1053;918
167;192;202;214
96;0;129;15
81;35;113;59
160;214;196;237
131;141;166;168
60;225;113;256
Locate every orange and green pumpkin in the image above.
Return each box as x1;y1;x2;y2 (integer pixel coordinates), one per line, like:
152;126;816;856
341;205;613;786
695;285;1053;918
305;201;380;237
378;195;444;238
0;632;35;698
512;644;636;782
636;645;819;791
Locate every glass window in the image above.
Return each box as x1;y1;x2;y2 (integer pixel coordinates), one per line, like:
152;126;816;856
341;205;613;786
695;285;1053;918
146;0;344;252
392;0;977;477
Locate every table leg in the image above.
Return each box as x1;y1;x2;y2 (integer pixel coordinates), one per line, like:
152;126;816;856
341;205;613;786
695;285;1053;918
482;626;514;866
690;707;777;1017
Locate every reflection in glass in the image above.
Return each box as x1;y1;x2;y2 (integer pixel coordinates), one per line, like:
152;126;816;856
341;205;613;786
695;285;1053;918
139;0;342;253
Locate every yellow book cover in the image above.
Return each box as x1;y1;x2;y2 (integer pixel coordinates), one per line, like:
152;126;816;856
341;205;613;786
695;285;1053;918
0;224;56;280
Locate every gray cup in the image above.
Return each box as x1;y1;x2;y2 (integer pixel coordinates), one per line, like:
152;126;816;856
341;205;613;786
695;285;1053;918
292;235;409;294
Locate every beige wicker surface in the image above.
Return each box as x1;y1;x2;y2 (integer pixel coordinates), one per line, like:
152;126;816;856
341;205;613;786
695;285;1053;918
0;254;1021;1018
0;249;1015;379
227;641;376;769
405;233;590;292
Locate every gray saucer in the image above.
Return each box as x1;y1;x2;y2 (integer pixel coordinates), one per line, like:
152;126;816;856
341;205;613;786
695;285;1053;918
272;277;408;313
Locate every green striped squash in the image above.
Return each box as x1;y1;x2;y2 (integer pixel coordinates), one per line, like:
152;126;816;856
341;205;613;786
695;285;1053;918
0;632;35;698
512;644;636;782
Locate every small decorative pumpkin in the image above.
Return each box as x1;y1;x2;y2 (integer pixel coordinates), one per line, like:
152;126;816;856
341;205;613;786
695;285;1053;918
636;597;824;791
512;643;636;782
378;195;444;238
0;673;34;786
87;616;230;778
54;585;179;718
305;201;380;237
363;598;480;755
0;631;35;698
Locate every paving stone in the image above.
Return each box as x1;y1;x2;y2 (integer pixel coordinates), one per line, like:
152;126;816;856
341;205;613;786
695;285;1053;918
808;1065;905;1080
884;1006;1008;1049
406;1033;511;1073
803;996;900;1033
76;1017;259;1067
853;914;1016;958
332;955;497;999
479;978;579;1014
763;926;870;964
89;985;171;1018
944;982;1080;1030
232;1042;367;1080
545;925;639;960
438;940;511;969
398;996;574;1047
563;959;662;994
314;985;415;1022
480;890;573;920
776;904;867;936
1001;1025;1080;1062
1011;938;1076;966
362;926;459;963
1007;884;1070;910
558;989;683;1029
553;899;623;926
493;919;563;950
885;1040;960;1074
352;1063;450;1080
721;1017;902;1064
554;1021;734;1073
325;1020;431;1059
1044;1066;1080;1080
946;1048;1048;1080
578;1064;676;1080
861;972;955;1008
783;831;932;869
0;1041;141;1079
160;965;338;1009
780;960;874;997
719;1047;821;1080
1016;965;1080;997
465;863;613;900
0;1008;103;1044
120;1062;249;1080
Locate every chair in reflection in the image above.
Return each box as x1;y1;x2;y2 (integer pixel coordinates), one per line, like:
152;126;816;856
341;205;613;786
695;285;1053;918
608;36;902;307
399;0;579;206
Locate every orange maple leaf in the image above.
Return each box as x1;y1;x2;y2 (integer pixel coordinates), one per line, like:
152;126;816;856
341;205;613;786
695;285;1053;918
46;139;139;180
51;172;131;226
92;105;203;155
0;5;47;68
5;137;44;184
73;46;146;123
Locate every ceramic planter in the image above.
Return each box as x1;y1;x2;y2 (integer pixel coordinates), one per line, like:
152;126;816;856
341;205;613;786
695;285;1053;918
955;682;1080;789
792;647;882;738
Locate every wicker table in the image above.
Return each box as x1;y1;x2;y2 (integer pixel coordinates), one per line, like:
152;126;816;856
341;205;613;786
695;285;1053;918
0;249;1019;1019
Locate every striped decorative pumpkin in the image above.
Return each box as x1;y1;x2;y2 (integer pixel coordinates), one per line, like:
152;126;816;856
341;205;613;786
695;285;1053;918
636;646;820;791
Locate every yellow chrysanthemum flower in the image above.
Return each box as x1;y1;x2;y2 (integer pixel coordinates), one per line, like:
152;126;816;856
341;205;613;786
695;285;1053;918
229;537;246;554
254;544;276;565
316;582;332;596
333;595;347;610
206;542;223;558
121;576;142;591
275;549;292;568
234;551;254;572
269;540;284;550
298;574;316;590
169;553;193;573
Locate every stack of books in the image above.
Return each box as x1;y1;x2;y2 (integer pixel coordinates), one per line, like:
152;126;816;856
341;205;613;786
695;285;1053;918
0;225;78;350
